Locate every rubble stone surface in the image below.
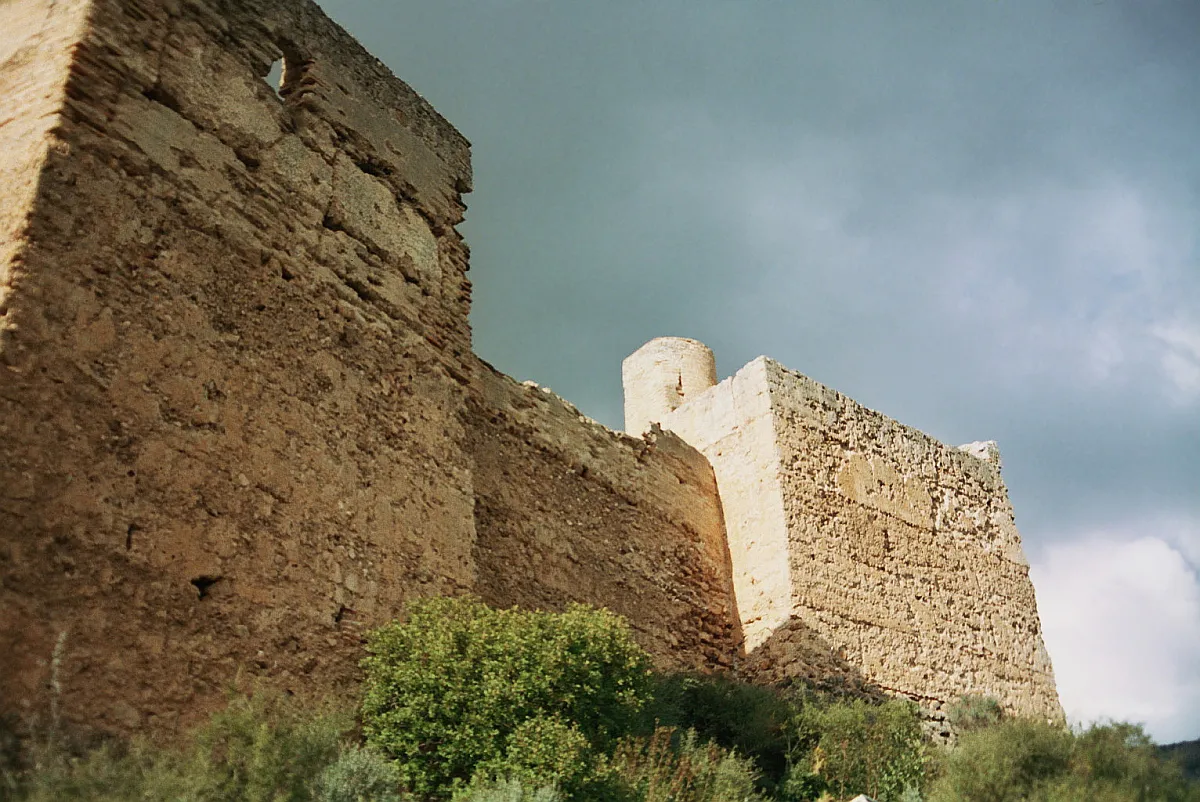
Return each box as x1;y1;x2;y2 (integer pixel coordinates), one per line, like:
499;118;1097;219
652;357;1062;721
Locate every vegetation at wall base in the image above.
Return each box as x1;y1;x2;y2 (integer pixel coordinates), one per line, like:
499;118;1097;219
3;596;1197;802
610;727;766;802
360;596;653;798
0;690;381;802
642;672;791;790
928;717;1200;802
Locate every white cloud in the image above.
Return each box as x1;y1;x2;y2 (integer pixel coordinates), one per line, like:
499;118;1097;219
1031;532;1200;743
923;177;1200;404
1152;321;1200;405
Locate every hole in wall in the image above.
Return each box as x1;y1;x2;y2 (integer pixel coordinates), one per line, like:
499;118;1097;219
264;58;284;97
141;83;184;114
190;575;223;600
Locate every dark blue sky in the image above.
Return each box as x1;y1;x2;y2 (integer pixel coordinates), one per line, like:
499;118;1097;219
317;0;1200;741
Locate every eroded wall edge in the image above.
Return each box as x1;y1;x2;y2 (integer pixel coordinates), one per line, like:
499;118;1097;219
0;0;93;312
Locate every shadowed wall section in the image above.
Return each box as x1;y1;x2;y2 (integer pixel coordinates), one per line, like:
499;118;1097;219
466;363;741;671
1;0;480;736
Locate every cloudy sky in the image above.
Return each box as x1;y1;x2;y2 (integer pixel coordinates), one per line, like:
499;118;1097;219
315;0;1200;742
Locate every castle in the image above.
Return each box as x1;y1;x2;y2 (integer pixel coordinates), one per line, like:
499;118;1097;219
0;0;1061;737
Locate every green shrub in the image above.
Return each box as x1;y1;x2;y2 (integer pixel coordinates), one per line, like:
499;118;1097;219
1160;739;1200;782
789;696;928;802
644;673;790;791
611;727;766;802
930;718;1200;802
927;718;1073;802
4;741;166;802
315;745;405;802
468;715;599;798
184;691;349;801
776;760;827;802
1056;722;1199;802
946;695;1004;734
361;596;653;798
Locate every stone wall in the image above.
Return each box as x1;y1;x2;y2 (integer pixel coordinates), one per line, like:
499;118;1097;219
1;0;482;736
467;362;741;671
656;355;1062;720
765;359;1060;719
0;0;742;738
0;0;92;308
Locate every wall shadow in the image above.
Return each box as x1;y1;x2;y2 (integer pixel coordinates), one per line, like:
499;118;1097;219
737;616;887;701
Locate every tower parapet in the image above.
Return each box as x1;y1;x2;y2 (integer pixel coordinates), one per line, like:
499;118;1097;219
622;337;717;435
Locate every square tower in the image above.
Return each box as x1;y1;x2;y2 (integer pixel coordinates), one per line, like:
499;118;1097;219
627;342;1063;722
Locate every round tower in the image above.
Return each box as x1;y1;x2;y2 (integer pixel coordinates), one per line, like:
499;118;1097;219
622;337;718;435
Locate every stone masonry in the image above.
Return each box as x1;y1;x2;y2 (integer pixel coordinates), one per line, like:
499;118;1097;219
1;0;1060;738
629;339;1062;721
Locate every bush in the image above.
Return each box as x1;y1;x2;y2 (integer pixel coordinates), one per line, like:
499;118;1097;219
927;718;1073;802
946;695;1004;734
467;715;601;799
788;696;928;802
1056;722;1199;802
1160;739;1200;782
4;741;166;802
451;777;561;802
645;673;790;791
929;718;1200;802
4;691;357;802
361;596;653;798
611;727;766;802
186;691;350;801
315;745;405;802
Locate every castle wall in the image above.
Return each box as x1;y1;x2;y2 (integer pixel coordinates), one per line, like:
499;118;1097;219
1;0;1062;742
467;363;741;670
0;0;481;735
676;358;1062;719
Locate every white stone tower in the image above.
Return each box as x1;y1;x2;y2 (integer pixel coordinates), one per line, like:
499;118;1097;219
622;337;718;435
